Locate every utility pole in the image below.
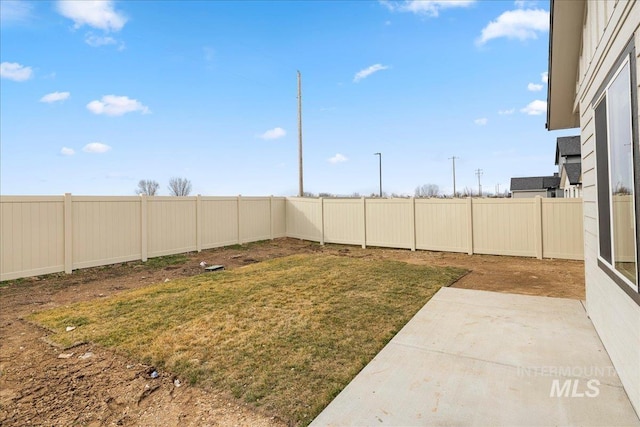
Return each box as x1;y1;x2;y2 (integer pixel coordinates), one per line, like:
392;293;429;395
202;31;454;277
374;152;382;197
475;169;483;197
449;156;458;197
496;183;501;196
297;70;304;197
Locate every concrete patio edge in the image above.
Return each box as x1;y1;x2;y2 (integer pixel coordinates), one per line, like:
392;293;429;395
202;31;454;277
310;288;639;426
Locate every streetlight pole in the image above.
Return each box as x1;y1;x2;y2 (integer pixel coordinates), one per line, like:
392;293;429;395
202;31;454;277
374;152;382;197
449;156;458;197
297;71;304;197
475;168;483;197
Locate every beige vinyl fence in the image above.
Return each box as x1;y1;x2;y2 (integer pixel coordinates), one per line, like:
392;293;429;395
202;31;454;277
0;195;286;281
1;195;582;281
286;197;584;260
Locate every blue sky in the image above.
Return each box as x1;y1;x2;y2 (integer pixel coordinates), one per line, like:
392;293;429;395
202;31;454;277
0;0;578;196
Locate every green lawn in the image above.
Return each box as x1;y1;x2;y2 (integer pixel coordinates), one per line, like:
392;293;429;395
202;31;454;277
30;254;465;426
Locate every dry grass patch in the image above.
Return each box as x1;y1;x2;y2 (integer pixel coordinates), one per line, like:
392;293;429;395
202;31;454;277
30;254;465;425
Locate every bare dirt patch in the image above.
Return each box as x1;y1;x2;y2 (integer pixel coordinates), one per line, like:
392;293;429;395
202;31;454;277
0;238;584;426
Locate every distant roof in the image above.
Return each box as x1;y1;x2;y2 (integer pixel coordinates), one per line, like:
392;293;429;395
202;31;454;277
510;176;561;191
555;135;581;164
564;163;582;185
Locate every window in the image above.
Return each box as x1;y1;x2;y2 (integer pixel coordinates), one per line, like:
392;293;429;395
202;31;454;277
594;54;639;292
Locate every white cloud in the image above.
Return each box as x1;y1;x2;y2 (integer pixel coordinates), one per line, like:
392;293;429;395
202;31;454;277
0;62;33;81
498;108;515;115
56;0;127;31
40;91;70;103
354;64;389;83
82;142;112;153
541;71;548;83
258;127;287;140
87;95;150;116
0;0;33;24
328;153;348;164
514;0;538;8
474;118;488;126
381;0;475;17
84;32;124;49
520;99;547;115
527;82;543;91
477;9;549;45
60;147;75;156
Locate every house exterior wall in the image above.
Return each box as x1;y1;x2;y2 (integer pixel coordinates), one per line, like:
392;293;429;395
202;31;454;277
561;172;582;198
512;190;548;198
576;1;640;414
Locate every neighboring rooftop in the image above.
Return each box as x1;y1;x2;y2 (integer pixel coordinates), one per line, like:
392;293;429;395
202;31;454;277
555;135;581;164
564;163;582;185
510;175;561;191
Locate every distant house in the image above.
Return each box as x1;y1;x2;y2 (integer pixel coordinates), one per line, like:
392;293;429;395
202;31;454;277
555;135;582;197
510;174;560;198
547;0;639;416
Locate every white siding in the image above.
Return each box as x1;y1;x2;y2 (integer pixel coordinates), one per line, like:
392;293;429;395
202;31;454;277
577;1;640;414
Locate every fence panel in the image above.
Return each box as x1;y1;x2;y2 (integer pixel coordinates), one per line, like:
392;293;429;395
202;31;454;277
147;197;197;257
72;197;142;269
2;195;588;282
415;198;470;253
200;197;239;249
323;198;365;245
542;198;584;260
365;199;413;249
472;198;537;257
286;198;322;241
240;197;272;243
0;196;65;281
612;195;635;263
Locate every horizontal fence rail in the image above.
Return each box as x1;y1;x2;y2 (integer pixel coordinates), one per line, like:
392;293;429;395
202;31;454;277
1;195;583;281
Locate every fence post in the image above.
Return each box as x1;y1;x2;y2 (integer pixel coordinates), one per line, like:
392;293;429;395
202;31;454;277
410;197;416;251
467;197;474;255
237;195;242;245
534;196;543;259
270;196;274;240
196;194;202;252
140;194;148;262
319;197;325;245
64;193;73;274
361;197;367;249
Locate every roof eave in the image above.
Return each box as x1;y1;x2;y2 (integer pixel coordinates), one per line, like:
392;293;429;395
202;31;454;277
546;0;585;131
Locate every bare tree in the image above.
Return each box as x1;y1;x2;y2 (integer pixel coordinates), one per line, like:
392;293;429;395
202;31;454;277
136;179;159;196
168;177;192;196
461;186;477;197
415;184;440;198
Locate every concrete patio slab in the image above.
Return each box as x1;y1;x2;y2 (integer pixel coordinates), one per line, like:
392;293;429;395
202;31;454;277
311;288;639;426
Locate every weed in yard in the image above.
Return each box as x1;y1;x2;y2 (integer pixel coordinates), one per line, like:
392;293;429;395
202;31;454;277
143;254;191;269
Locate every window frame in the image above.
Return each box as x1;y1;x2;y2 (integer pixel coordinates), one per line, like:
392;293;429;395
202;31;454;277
591;36;640;304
